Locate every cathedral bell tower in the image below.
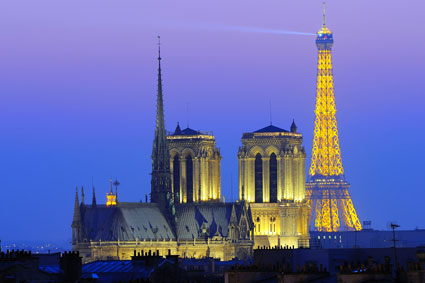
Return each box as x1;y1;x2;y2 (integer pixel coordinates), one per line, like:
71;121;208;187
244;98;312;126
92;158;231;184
151;37;174;215
237;124;310;248
167;124;222;203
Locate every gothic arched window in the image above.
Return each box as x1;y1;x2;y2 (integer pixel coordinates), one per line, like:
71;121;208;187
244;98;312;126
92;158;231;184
255;153;263;203
186;155;193;203
269;153;278;203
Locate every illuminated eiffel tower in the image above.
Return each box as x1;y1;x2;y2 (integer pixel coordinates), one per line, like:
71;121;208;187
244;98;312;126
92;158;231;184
306;4;362;232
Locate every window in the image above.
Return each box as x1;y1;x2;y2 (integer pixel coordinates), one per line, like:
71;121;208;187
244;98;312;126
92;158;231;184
255;153;263;203
269;153;277;202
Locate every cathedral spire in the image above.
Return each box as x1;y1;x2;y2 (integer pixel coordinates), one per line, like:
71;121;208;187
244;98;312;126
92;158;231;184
72;186;82;245
151;36;169;171
154;35;166;146
151;36;172;208
81;186;85;205
290;119;297;133
73;187;81;222
230;204;238;225
174;122;182;135
92;186;97;208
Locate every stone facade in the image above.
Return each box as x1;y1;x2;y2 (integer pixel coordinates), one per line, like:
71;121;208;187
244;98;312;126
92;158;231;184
167;125;221;203
238;124;310;248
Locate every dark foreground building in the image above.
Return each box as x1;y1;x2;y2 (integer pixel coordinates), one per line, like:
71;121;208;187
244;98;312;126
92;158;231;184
0;248;248;282
1;248;424;282
224;246;425;282
311;228;425;249
0;250;81;282
248;246;425;282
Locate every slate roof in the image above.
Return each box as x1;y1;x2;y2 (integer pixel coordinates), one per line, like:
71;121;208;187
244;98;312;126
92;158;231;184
80;202;248;242
39;265;60;274
254;125;288;133
175;203;245;241
173;127;201;136
82;260;135;273
82;260;159;280
81;203;176;241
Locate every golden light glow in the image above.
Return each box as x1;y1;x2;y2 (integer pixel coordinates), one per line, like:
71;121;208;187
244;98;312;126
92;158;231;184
345;198;362;230
309;49;343;177
318;26;332;35
106;193;117;206
307;183;362;232
306;24;362;232
167;134;215;140
252;132;302;138
252;209;280;236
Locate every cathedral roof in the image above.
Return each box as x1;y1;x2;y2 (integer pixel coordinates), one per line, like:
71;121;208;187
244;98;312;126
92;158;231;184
254;125;288;133
79;202;250;242
80;203;176;241
175;203;231;240
172;127;201;136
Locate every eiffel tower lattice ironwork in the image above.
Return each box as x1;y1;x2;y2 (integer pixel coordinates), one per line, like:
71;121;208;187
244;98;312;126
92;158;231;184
306;4;362;232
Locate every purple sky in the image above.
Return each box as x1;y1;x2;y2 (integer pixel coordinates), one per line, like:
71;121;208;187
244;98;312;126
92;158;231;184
0;0;424;241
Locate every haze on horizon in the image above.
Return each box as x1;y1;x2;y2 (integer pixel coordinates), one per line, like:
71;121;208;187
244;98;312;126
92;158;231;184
0;0;424;242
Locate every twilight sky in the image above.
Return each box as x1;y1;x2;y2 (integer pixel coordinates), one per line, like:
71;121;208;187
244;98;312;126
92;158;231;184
0;0;424;242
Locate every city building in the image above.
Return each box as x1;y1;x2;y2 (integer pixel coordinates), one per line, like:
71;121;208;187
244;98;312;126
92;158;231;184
0;250;81;282
310;227;425;249
237;123;310;249
253;246;424;280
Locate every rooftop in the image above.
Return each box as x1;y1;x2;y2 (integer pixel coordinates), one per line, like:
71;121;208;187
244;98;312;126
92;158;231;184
167;123;214;140
254;125;288;133
242;124;302;139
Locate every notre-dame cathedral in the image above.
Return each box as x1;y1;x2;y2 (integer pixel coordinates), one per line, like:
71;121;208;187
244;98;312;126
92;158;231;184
71;43;309;263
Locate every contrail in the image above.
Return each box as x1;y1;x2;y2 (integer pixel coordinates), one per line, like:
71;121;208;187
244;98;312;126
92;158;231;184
172;22;316;36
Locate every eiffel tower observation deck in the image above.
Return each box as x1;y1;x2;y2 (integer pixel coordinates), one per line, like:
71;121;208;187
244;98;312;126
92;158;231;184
306;4;362;232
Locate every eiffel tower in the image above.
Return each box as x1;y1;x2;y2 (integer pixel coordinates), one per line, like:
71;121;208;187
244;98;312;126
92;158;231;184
306;4;362;232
